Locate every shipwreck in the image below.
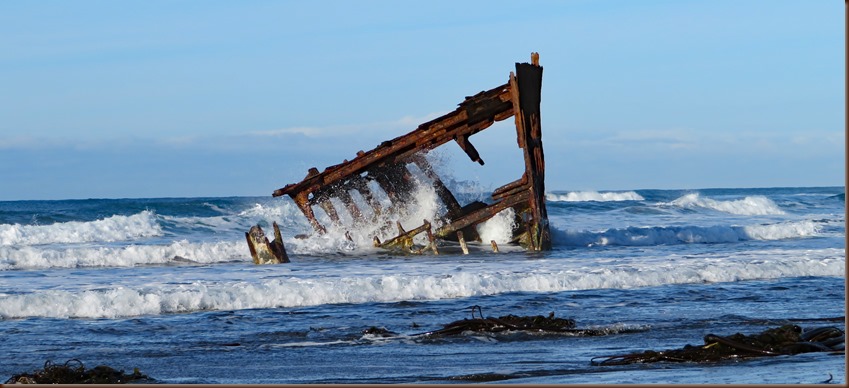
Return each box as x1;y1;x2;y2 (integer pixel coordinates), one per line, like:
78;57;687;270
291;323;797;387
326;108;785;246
247;53;551;263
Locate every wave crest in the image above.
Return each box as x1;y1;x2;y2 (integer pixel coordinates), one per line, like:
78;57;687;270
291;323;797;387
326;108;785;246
546;191;645;202
1;249;841;319
0;210;163;246
665;193;785;215
551;220;820;247
0;240;246;270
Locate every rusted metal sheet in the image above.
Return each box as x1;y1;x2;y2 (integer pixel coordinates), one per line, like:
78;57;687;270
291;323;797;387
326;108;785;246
251;53;551;262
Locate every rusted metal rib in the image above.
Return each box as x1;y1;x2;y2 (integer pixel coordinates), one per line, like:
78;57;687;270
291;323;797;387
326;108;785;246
272;82;512;199
257;53;551;259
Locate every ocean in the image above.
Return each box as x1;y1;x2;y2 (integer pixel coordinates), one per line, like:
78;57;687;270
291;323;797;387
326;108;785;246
0;185;844;384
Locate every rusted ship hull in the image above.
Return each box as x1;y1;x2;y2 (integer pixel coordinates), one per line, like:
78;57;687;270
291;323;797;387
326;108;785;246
247;53;550;262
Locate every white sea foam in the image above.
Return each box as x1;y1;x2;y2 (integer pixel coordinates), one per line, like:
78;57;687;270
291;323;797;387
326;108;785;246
665;193;785;215
476;207;516;245
284;176;449;254
162;200;309;232
157;200;318;238
0;211;163;246
551;220;821;247
546;191;645;202
1;248;842;319
202;202;228;213
238;201;305;224
0;240;247;270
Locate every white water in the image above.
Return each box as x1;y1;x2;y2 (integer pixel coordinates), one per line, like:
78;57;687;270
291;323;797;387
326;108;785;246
0;246;842;319
476;207;517;245
0;217;826;271
0;211;162;246
0;186;843;385
0;185;836;271
0;240;246;270
553;220;822;247
664;193;786;215
546;191;645;202
0;185;842;320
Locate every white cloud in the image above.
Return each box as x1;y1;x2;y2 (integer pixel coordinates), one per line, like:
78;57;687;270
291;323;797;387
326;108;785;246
250;127;325;137
0;136;40;149
564;127;843;158
248;111;448;139
607;128;699;149
156;135;199;146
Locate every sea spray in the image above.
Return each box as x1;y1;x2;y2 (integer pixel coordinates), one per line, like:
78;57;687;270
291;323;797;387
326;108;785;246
284;175;448;254
476;207;517;245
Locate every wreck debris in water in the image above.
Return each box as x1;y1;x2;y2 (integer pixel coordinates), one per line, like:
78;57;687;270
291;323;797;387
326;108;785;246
246;53;550;263
245;222;289;264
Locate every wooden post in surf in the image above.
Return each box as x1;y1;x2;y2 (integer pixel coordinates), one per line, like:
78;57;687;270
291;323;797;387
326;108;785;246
426;224;439;255
457;231;469;255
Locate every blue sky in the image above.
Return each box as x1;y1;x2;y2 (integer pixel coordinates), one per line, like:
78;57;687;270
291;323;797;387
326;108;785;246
0;0;843;200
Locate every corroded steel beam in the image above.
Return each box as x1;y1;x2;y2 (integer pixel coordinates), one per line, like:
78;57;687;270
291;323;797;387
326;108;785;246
510;55;550;250
435;190;530;239
376;219;435;253
272;82;513;200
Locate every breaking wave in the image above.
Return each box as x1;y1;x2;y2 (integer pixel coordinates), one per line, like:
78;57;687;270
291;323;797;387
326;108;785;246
552;220;821;247
0;211;163;246
546;191;645;202
664;193;785;215
0;240;246;270
1;248;841;319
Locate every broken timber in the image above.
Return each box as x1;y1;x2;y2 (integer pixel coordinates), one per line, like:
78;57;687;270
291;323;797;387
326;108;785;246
247;53;550;262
